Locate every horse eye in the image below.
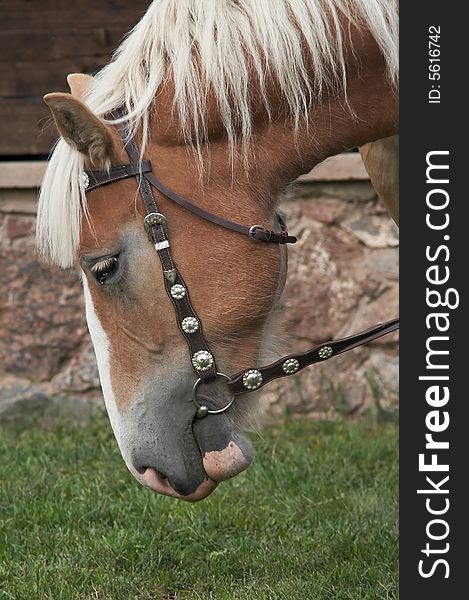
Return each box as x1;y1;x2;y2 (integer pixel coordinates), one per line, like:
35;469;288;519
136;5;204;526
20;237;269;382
91;257;118;284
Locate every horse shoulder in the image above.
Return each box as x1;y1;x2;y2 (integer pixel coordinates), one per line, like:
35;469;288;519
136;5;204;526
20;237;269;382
359;135;399;225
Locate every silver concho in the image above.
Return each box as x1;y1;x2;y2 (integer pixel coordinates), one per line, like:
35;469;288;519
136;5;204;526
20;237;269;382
192;350;214;372
282;358;300;375
318;346;333;359
81;171;90;190
181;316;199;334
170;284;186;299
242;369;263;390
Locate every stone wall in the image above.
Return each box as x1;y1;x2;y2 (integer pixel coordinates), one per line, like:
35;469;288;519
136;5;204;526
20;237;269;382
0;156;398;421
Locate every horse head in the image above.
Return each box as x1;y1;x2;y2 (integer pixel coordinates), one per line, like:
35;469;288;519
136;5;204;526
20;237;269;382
41;79;288;500
38;0;398;500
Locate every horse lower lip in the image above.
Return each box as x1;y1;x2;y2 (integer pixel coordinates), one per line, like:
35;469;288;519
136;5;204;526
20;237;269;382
139;466;168;479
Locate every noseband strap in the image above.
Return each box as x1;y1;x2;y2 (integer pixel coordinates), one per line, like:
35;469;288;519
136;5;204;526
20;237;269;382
83;109;399;416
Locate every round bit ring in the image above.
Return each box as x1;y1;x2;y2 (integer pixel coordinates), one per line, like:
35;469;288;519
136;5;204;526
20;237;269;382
192;372;235;419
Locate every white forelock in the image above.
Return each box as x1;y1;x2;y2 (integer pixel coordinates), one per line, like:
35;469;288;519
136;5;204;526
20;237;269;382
37;0;398;268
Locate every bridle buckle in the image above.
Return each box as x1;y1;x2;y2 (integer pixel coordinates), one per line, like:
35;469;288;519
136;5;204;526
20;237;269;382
248;225;264;240
144;212;167;241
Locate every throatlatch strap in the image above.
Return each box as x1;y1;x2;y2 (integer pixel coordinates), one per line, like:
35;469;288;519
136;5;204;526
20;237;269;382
142;171;297;244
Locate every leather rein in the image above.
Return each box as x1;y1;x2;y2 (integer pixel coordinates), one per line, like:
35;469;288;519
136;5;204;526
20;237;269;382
83;112;399;419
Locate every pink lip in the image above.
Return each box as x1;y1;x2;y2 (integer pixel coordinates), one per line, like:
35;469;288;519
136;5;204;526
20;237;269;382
136;467;219;501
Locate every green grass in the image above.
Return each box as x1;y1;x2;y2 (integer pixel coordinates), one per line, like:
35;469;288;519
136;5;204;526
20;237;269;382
0;413;398;599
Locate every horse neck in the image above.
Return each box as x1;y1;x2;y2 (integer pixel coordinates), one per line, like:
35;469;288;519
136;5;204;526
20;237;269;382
255;24;399;190
145;26;398;217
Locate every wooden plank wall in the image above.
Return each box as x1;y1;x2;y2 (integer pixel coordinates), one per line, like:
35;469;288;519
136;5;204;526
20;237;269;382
0;0;150;156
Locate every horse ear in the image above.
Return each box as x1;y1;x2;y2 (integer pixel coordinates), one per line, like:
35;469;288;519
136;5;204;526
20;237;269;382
44;92;119;168
67;73;93;99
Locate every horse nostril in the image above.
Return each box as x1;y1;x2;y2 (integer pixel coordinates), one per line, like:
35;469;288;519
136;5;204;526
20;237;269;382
139;468;195;495
134;465;169;479
140;466;170;481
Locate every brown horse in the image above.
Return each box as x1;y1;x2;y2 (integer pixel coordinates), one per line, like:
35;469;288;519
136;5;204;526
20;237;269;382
38;0;398;500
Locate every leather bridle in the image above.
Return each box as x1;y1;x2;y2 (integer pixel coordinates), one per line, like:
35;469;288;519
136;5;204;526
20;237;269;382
83;112;399;419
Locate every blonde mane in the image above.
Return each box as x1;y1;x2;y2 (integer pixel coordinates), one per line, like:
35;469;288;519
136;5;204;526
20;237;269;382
37;0;399;268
